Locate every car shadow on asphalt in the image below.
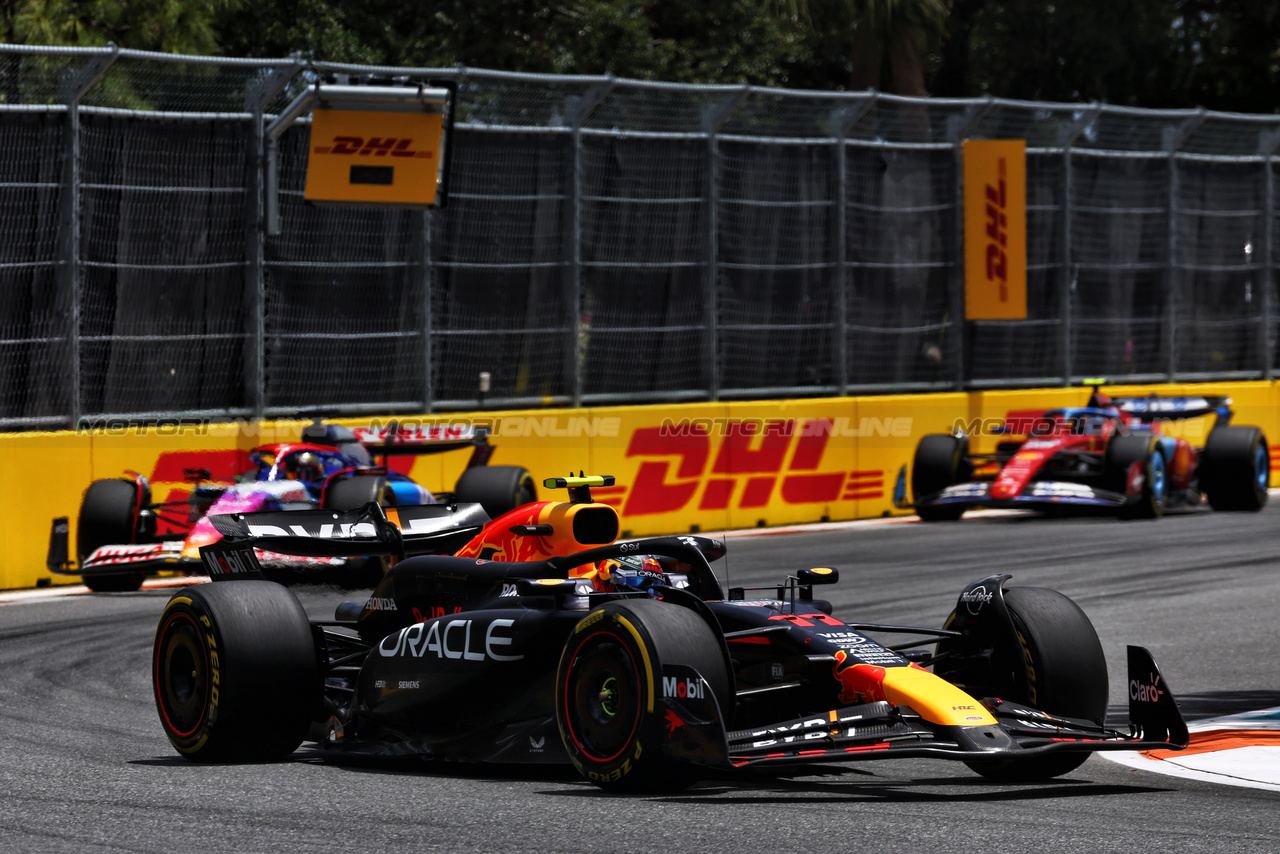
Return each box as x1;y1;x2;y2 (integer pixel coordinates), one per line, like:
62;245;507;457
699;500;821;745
129;753;1174;803
646;773;1173;804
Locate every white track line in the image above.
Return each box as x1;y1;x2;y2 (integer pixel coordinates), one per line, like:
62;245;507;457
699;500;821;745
0;576;203;606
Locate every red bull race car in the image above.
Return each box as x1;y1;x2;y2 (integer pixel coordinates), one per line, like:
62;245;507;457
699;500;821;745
48;419;534;591
150;475;1188;791
904;388;1270;521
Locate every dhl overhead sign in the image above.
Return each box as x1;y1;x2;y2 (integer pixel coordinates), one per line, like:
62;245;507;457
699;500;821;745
4;382;1279;590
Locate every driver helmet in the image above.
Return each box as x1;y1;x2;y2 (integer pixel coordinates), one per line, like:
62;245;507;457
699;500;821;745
592;555;668;593
283;451;324;482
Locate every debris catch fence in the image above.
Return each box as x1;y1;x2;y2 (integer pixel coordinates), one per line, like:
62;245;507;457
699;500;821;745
2;45;1277;429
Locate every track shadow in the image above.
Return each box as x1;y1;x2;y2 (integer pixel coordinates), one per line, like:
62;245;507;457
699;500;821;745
130;752;1174;803
537;769;1173;803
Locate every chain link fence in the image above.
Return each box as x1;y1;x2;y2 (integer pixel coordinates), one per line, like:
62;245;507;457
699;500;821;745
2;45;1277;429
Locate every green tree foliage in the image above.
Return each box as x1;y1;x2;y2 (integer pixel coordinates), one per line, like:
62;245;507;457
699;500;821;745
5;0;1280;110
4;0;238;53
216;0;808;87
933;1;1280;111
781;0;948;94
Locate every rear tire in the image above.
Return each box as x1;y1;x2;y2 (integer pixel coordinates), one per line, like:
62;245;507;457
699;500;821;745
912;434;970;521
556;598;730;793
78;478;146;593
153;580;321;762
453;466;536;518
319;476;394;587
939;587;1108;782
323;475;392;511
1200;426;1269;512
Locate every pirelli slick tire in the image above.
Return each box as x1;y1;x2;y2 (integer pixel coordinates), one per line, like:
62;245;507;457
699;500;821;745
912;434;971;522
453;465;537;518
944;587;1109;782
323;475;392;511
1200;426;1269;512
78;478;146;593
1106;435;1166;520
556;598;729;793
153;581;321;762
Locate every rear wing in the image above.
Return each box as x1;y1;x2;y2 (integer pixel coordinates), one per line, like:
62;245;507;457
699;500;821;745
353;423;491;457
208;501;489;559
1111;395;1232;425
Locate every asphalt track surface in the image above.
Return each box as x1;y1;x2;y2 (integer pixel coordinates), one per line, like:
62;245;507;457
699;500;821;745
3;506;1280;853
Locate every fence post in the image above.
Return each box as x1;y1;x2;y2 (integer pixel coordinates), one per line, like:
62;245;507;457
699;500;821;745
1259;127;1280;380
1163;109;1207;380
419;207;434;412
946;96;995;391
703;85;751;401
244;63;301;422
830;94;878;397
1058;105;1102;385
562;77;614;409
56;45;118;428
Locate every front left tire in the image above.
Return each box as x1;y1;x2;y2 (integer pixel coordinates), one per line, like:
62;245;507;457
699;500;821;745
78;478;146;592
937;586;1109;782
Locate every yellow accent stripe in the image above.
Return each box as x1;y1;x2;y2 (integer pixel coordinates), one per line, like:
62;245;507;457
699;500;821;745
169;596;192;608
829;709;838;723
615;615;655;714
879;666;997;727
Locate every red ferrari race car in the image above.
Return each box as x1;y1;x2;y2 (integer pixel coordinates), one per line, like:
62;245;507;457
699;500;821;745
47;419;534;591
901;388;1270;521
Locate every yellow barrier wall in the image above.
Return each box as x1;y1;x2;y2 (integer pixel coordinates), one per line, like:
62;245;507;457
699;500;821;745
4;381;1277;590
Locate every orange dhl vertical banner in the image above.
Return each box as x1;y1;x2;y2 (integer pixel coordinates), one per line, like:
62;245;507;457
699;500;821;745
963;139;1026;320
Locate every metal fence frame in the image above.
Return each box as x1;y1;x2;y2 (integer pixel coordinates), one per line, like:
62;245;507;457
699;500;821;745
2;44;1278;429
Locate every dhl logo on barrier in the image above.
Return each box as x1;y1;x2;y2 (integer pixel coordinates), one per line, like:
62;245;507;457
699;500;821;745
589;418;884;517
964;139;1026;320
313;137;435;158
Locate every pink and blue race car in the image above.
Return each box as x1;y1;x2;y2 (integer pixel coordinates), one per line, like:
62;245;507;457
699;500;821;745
48;419;534;591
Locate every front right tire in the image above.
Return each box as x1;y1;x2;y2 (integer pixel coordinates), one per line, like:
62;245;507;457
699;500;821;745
556;598;730;793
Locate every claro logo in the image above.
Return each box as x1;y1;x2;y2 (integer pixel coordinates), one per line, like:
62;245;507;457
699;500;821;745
1130;672;1164;703
600;418;885;517
313;137;435;158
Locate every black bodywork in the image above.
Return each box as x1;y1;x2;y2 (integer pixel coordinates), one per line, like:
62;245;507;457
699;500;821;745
200;509;1189;776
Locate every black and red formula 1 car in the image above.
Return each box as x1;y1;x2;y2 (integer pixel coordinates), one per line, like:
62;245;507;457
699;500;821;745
902;387;1270;521
153;476;1188;791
